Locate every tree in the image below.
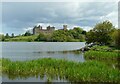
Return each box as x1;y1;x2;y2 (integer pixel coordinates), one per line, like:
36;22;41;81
5;33;10;38
0;34;5;41
82;31;86;35
24;31;32;36
11;33;14;38
69;27;84;40
111;29;120;48
35;33;46;41
51;30;67;42
86;20;115;45
73;27;83;34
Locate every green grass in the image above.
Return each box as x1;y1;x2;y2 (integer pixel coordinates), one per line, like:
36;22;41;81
84;51;119;60
90;46;113;52
89;45;120;52
5;35;38;42
2;58;120;83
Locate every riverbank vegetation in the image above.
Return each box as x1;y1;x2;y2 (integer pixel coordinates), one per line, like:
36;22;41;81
1;20;120;83
0;20;119;46
84;50;119;60
0;27;86;42
84;45;120;70
1;58;120;83
86;20;120;48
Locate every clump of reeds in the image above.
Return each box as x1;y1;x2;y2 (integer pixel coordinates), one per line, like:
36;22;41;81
84;51;119;60
1;58;120;83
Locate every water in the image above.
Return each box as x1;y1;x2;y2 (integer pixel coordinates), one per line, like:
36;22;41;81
1;42;85;82
1;42;85;62
2;74;69;82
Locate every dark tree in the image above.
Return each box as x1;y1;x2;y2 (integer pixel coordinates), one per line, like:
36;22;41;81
5;33;10;38
11;33;14;38
86;20;115;45
35;33;46;41
24;31;32;36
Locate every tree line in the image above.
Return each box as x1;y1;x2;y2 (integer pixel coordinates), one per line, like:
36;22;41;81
35;27;86;42
0;20;120;48
86;20;120;48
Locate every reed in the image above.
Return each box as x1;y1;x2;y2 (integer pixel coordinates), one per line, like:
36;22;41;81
2;58;120;83
84;51;119;60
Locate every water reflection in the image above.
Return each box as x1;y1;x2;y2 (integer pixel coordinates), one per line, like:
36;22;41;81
2;42;86;82
3;73;69;82
2;42;85;62
3;50;85;62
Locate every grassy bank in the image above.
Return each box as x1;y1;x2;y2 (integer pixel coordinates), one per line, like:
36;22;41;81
4;35;38;42
1;58;120;83
84;51;119;60
84;45;120;70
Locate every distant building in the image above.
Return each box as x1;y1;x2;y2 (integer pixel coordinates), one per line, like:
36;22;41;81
58;25;68;31
63;25;67;30
33;25;55;35
33;24;68;35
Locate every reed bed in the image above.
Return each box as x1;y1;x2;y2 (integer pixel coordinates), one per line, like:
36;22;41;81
2;58;120;83
84;51;119;60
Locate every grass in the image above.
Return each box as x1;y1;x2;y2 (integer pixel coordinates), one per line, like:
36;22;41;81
84;51;119;60
90;46;112;52
89;45;120;52
5;35;38;42
2;58;120;83
84;46;120;70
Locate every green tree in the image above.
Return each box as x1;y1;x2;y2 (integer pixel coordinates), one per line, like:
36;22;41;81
82;30;86;35
111;29;120;48
5;33;10;38
69;27;83;39
51;30;66;42
24;31;32;36
73;27;83;34
11;33;14;38
86;20;115;45
35;33;46;41
0;34;5;41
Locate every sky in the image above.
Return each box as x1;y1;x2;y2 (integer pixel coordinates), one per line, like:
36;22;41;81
1;1;119;35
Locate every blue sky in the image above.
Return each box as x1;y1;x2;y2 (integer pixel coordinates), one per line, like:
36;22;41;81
1;1;118;35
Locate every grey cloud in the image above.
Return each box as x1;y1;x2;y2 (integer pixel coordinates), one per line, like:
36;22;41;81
2;2;117;34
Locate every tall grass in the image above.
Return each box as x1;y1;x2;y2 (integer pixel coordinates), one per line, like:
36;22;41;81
84;51;119;60
2;58;120;83
5;35;38;42
90;46;112;52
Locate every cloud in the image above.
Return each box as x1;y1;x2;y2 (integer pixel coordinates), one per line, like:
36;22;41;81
1;0;119;2
100;11;118;27
2;2;118;34
23;27;33;31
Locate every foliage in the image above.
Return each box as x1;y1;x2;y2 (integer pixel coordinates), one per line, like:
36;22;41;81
2;27;86;42
0;34;5;41
5;35;37;42
35;33;46;41
5;33;10;39
90;45;113;52
2;58;120;82
11;33;14;38
111;29;120;48
69;27;83;39
51;28;85;42
34;28;85;42
86;20;115;45
24;31;32;36
84;51;119;60
51;30;70;42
